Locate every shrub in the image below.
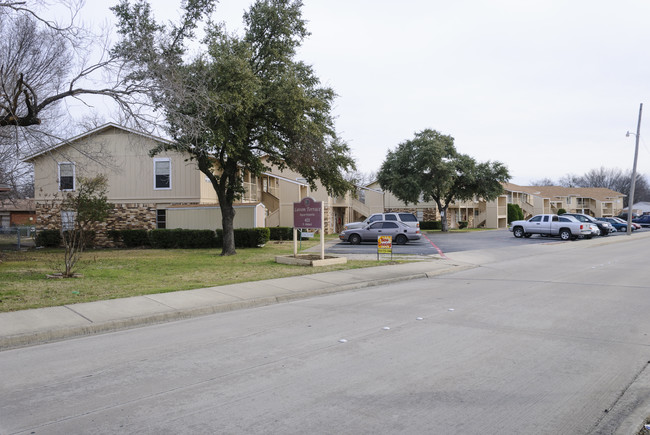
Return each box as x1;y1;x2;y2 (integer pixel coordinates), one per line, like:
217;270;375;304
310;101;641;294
268;227;292;240
233;228;270;248
106;229;151;248
177;229;218;249
557;208;567;215
35;229;62;247
420;221;442;230
149;229;178;249
121;229;151;248
507;203;524;223
149;229;219;249
458;221;468;229
107;229;121;244
61;230;96;249
269;227;302;240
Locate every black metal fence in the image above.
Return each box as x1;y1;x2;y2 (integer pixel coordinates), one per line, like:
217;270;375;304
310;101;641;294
0;227;36;250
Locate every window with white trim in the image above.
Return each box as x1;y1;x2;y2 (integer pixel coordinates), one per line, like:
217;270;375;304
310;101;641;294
156;209;167;229
154;158;171;190
61;210;76;231
58;162;75;191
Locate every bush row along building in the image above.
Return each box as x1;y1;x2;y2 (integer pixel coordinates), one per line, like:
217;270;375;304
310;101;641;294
7;124;627;240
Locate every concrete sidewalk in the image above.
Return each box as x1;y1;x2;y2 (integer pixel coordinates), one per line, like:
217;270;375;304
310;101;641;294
0;256;471;350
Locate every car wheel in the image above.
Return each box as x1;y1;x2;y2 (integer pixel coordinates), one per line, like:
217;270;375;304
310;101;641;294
560;229;571;240
395;234;408;245
349;234;361;245
513;226;524;238
621;226;627;232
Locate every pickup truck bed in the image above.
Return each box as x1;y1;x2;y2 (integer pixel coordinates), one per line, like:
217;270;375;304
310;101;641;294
509;214;591;240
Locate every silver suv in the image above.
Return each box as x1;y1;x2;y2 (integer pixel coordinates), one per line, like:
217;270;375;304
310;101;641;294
344;212;419;230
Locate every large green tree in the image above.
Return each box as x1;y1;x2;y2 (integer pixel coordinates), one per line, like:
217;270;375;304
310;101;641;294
111;0;355;255
377;129;510;232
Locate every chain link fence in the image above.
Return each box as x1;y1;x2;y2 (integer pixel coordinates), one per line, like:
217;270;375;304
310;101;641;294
0;227;37;250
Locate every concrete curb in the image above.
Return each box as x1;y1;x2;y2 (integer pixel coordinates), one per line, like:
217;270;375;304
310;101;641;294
0;262;473;351
589;361;650;434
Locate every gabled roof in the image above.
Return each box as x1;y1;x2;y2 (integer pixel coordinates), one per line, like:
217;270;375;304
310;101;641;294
531;186;625;201
0;198;35;211
503;183;625;201
22;123;173;162
502;182;547;197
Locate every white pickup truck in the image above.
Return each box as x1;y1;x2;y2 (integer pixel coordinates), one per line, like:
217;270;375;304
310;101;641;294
509;214;591;240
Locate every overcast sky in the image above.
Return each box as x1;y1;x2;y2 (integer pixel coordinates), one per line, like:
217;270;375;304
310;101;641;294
90;0;650;185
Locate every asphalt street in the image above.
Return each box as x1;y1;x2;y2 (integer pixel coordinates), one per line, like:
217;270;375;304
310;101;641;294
2;234;650;434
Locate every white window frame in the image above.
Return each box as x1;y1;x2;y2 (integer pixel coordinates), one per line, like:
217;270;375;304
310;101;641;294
61;210;76;231
58;162;75;191
153;158;172;190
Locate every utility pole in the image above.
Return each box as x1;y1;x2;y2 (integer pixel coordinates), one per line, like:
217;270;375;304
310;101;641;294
626;103;642;235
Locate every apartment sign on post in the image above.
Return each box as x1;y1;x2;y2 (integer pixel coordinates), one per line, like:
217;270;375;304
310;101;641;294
293;197;322;229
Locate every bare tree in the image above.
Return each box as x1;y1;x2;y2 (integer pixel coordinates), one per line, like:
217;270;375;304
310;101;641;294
529;177;555;186
345;170;378;187
558;173;583;188
0;1;151;133
0;1;157;202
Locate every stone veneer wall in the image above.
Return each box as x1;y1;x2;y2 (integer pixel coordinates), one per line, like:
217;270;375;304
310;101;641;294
36;202;157;247
324;205;333;235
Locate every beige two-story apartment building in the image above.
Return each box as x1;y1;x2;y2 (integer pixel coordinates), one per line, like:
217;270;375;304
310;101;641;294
369;181;624;230
529;186;624;217
262;159;384;233
25;123;383;238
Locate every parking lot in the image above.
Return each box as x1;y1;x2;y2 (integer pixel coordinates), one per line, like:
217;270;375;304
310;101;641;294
326;227;648;257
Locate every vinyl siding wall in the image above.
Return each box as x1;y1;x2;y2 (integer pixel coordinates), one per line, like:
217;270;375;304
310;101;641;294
31;127;204;204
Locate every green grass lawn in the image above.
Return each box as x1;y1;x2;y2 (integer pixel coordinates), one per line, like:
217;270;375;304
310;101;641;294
0;238;391;312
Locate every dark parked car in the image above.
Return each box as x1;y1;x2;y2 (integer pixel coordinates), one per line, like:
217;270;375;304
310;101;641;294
596;217;633;232
562;213;613;236
632;214;650;228
618;212;640;221
339;220;421;245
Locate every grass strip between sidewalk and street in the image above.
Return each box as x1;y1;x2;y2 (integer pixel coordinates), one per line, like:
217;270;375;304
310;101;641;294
0;237;401;313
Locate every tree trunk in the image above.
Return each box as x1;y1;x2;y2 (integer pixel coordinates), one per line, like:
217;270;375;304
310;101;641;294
220;202;237;256
438;204;450;232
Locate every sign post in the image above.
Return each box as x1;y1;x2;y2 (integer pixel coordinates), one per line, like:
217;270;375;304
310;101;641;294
293;197;324;259
377;235;392;260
